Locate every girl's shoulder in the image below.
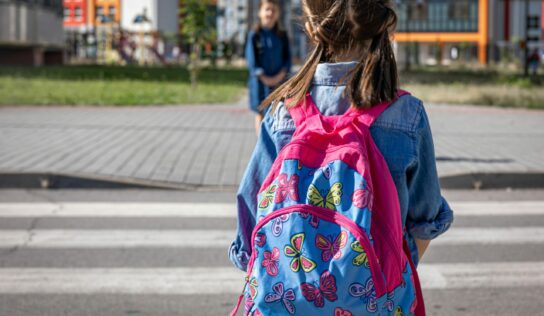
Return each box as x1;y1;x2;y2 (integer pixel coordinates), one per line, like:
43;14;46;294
374;93;427;134
266;100;296;132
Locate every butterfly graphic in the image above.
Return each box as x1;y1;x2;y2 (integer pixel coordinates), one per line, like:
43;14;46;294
410;297;418;313
351;240;370;268
395;306;405;316
284;233;316;273
382;291;395;312
307;183;342;210
255;233;266;247
300;212;320;228
349;278;377;313
248;276;259;300
253;309;263;316
351;187;373;210
259;184;277;209
271;214;290;237
261;247;280;276
315;231;348;262
308;163;333;178
322;165;332;179
300;270;338;308
264;282;296;315
334;307;353;316
274;173;299;203
244;292;254;314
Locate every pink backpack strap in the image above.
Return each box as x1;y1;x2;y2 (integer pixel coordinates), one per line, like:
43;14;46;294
352;89;411;126
287;93;321;127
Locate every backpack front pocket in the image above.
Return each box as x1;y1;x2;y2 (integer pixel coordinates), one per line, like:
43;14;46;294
243;205;387;316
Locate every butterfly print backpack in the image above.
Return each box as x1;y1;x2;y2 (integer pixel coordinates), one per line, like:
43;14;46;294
231;91;426;316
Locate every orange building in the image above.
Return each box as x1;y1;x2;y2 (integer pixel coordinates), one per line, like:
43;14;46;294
88;0;121;26
64;0;89;30
394;0;488;64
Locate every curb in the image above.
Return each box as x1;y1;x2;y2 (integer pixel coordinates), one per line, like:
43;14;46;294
0;173;238;192
439;172;544;190
1;172;544;191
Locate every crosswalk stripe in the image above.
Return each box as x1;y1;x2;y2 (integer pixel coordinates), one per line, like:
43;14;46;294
0;203;236;218
0;201;543;218
0;227;543;248
449;201;544;216
431;227;544;245
0;230;234;248
0;262;542;294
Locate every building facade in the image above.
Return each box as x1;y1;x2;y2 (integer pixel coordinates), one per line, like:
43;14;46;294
0;0;65;65
89;0;121;26
395;0;544;65
63;0;88;30
121;0;179;34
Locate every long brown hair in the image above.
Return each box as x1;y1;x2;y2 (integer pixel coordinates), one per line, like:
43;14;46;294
255;0;286;38
261;0;398;111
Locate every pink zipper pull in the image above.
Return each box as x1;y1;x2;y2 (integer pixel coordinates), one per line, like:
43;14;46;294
230;276;249;316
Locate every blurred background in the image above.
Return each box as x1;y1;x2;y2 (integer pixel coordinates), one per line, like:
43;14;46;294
0;0;544;107
0;1;544;316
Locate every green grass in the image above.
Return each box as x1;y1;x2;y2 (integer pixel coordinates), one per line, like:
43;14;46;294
1;64;543;108
400;67;544;109
0;65;247;106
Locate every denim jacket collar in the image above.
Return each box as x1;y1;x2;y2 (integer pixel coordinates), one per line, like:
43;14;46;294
312;62;359;86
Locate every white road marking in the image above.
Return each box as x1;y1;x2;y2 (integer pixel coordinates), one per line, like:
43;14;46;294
0;262;543;294
431;227;544;245
0;201;543;218
449;201;544;216
0;226;543;248
0;230;234;248
419;261;544;289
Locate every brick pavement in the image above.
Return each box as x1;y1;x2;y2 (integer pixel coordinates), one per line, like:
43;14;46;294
0;101;543;189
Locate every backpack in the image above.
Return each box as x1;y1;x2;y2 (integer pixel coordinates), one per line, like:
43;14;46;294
231;91;425;316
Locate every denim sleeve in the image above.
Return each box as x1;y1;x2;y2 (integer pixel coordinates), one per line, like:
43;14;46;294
405;106;454;240
245;32;264;77
228;114;277;271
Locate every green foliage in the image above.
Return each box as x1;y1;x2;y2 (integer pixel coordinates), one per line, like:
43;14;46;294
179;0;217;87
179;0;217;45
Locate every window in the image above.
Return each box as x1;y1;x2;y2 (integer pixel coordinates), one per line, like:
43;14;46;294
96;6;104;20
74;6;81;20
396;0;478;33
449;1;470;19
108;5;116;20
64;7;71;20
408;0;427;21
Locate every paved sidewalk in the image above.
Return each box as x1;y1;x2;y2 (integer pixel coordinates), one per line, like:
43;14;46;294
0;101;543;189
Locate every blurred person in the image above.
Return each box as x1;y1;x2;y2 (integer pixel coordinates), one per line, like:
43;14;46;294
528;48;540;76
246;0;292;135
230;0;453;315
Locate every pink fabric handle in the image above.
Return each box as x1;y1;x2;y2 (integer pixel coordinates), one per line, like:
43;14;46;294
287;90;410;129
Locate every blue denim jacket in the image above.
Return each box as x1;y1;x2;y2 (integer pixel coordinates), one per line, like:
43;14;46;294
229;62;454;271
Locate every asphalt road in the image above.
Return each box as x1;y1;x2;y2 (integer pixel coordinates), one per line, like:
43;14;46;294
0;188;543;316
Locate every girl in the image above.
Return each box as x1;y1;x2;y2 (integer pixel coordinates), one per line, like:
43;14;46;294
246;0;292;134
231;0;453;314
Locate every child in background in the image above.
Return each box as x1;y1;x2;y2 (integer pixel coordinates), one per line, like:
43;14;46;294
246;0;292;134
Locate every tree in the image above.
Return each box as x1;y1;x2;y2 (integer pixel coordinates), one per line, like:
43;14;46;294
179;0;217;89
